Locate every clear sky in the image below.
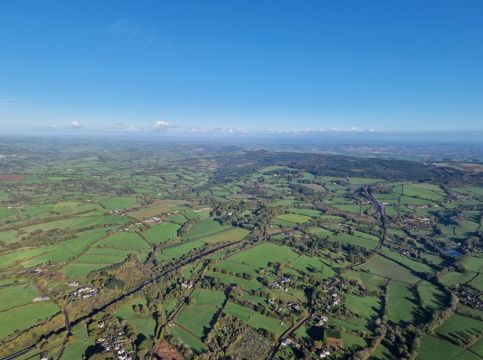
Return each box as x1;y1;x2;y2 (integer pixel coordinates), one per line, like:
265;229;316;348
1;0;482;135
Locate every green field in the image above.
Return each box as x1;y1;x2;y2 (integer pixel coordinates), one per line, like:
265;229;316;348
344;294;382;329
224;302;288;336
183;219;231;240
436;314;483;346
359;254;420;283
224;243;299;270
175;304;218;338
387;281;419;324
101;196;138;210
0;283;39;312
115;298;156;338
144;222;180;244
275;213;312;224
96;231;150;250
159;240;205;260
199;227;249;243
416;334;480;360
0;302;59;339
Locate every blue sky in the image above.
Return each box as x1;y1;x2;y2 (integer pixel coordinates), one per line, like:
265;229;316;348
0;0;482;134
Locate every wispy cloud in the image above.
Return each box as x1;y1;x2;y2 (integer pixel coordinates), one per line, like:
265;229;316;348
107;19;158;49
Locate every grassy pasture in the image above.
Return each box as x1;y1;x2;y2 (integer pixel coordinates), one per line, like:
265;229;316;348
224;302;287;336
101;196;137;210
471;338;483;357
115;298;156;338
0;228;109;269
342;332;367;350
307;227;334;237
225;243;299;270
289;255;335;279
62;324;94;360
345;294;382;327
416;334;480;360
348;177;383;185
184;208;211;220
216;260;257;276
183;219;231;240
270;198;296;207
436;314;483;345
144;222;180;244
19;204;53;219
205;270;262;291
342;269;387;292
454;186;483;197
359;254;420;283
159;240;205;260
191;288;225;307
380;248;433;275
0;230;18;244
333;233;379;250
469;273;483;291
0;283;39;312
440;271;476;288
387;281;419;324
464;256;483;273
0;191;9;201
0;302;59;340
175;304;218;338
96;232;150;250
287;208;322;217
417;281;446;311
20;214;129;235
199;227;249;243
403;183;445;201
275;213;312;224
170;325;208;353
63;262;112;279
166;213;187;224
127;202;182;220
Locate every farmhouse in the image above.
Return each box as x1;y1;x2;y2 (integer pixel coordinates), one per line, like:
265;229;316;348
75;286;98;299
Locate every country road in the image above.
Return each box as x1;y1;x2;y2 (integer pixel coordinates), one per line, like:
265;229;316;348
268;311;313;359
0;239;245;360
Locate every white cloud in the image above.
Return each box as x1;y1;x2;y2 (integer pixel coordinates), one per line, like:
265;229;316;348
264;126;369;134
188;127;248;134
153;120;170;131
71;120;81;128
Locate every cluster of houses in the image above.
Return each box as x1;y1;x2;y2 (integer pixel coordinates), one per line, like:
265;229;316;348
269;276;291;292
281;314;332;358
403;216;433;232
73;286;98;299
144;216;161;225
281;337;300;349
96;333;133;360
181;280;195;289
281;337;332;358
322;278;344;311
456;286;482;311
111;208;126;216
